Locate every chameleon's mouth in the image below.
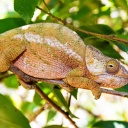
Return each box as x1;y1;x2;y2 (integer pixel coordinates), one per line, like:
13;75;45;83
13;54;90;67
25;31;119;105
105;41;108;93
92;74;128;88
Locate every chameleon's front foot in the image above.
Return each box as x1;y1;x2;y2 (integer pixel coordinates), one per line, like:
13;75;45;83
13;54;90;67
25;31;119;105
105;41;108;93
66;76;102;99
65;68;102;99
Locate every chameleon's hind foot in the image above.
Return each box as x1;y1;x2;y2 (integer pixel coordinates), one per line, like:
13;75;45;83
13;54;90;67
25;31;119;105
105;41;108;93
18;77;36;89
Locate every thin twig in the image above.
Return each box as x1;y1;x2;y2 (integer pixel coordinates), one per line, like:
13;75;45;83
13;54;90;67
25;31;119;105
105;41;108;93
68;25;128;45
36;6;66;24
29;103;50;122
78;105;99;118
36;6;128;45
101;88;128;98
35;84;78;128
42;0;51;12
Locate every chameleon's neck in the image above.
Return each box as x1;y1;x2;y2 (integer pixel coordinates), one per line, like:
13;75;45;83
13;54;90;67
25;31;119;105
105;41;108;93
84;63;92;78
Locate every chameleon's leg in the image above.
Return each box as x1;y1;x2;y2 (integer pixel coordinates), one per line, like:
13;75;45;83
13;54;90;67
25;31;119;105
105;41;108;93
17;76;36;89
0;44;25;72
65;67;101;99
59;83;74;92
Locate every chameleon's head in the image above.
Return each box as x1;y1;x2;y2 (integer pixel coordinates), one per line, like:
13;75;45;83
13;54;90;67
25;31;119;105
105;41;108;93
85;45;128;88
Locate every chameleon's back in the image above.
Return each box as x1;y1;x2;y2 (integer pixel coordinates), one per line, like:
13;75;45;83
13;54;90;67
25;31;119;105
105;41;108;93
10;23;86;79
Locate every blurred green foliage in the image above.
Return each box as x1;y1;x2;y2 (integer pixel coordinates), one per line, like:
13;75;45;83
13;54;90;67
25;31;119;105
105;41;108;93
0;94;31;128
0;0;128;128
92;120;128;128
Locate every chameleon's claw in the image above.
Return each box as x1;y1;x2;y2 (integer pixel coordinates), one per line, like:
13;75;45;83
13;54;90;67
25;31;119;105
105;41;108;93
91;87;102;100
93;92;101;100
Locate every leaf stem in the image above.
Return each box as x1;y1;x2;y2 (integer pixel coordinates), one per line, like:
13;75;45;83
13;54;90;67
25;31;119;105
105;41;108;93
101;88;128;98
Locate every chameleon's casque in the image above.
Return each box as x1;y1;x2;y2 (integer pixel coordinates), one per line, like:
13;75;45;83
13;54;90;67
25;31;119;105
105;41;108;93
0;23;128;99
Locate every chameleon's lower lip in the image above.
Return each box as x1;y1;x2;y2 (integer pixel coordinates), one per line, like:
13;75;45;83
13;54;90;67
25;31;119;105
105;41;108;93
91;73;128;88
119;75;128;78
95;74;128;79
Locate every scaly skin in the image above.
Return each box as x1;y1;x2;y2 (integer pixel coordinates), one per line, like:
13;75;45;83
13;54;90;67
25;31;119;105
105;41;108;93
0;23;128;99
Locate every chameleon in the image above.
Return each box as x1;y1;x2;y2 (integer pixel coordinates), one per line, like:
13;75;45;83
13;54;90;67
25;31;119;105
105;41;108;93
0;22;128;99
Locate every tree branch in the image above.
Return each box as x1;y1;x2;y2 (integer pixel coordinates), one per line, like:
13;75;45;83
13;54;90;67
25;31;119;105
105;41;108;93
9;64;128;99
35;84;78;128
101;88;128;98
36;6;66;24
36;6;128;45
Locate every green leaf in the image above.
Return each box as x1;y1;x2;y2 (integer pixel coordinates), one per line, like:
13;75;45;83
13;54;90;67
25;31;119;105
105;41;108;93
72;6;91;20
92;120;128;128
113;0;128;11
70;89;78;99
33;92;43;106
115;84;128;92
0;94;31;128
82;24;115;35
77;24;115;40
21;101;36;113
4;75;19;88
52;86;76;118
114;42;128;53
47;109;57;123
38;83;76;118
114;34;128;53
0;18;26;33
44;125;67;128
14;0;40;23
38;82;53;95
85;38;122;59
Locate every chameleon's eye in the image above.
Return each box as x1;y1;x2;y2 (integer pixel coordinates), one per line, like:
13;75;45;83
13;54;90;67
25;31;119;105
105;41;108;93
106;59;119;74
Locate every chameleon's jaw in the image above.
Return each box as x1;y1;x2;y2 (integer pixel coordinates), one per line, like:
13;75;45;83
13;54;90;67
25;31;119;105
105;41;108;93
92;74;128;88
